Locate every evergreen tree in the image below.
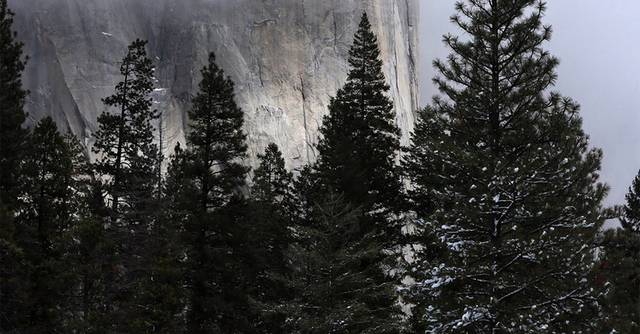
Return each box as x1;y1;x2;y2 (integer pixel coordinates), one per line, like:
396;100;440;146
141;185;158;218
156;143;192;332
0;1;28;329
14;118;78;332
67;177;114;333
315;12;402;218
287;193;400;333
136;144;186;333
0;0;27;207
621;170;640;233
91;39;161;331
0;198;23;332
63;134;109;332
403;1;607;332
172;52;251;333
93;38;159;218
400;220;447;334
0;201;25;332
307;13;403;331
595;171;640;332
251;143;297;218
597;229;640;333
248;143;296;332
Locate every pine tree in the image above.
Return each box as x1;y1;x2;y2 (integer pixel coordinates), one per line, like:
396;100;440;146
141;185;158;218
597;229;640;333
62;134;105;332
93;39;159;218
248;143;296;332
135;144;186;333
315;12;402;218
91;39;161;331
0;201;24;332
154;143;192;332
0;0;27;208
287;193;400;333
306;13;403;331
621;170;640;233
403;1;607;332
67;177;114;333
252;143;297;218
0;1;28;329
14;117;78;332
0;198;23;332
171;52;251;333
595;171;640;332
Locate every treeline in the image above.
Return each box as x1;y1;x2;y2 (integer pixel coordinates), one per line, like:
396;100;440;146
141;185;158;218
0;0;638;333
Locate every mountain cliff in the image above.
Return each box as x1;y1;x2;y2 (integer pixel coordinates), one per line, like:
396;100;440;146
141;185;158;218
9;0;419;168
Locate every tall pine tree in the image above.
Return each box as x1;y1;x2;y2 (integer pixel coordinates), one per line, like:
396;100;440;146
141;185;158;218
13;118;79;332
0;1;29;330
251;143;297;219
0;0;27;208
66;160;114;333
403;1;607;332
170;53;251;333
93;39;159;218
315;12;402;218
301;12;403;332
287;192;403;334
621;170;640;233
248;143;296;332
595;171;640;332
92;39;161;331
135;144;186;333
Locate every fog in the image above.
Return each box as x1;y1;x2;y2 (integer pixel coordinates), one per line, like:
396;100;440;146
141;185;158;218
420;1;640;208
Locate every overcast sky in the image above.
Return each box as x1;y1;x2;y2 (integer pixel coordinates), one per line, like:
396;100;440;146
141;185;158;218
420;1;640;207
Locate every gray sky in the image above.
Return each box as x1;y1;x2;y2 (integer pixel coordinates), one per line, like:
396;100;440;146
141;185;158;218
420;1;640;207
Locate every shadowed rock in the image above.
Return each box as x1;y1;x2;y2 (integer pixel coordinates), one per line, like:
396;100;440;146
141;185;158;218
10;0;419;169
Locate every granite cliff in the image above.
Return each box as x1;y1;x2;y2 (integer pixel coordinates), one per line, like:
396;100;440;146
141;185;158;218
9;0;419;168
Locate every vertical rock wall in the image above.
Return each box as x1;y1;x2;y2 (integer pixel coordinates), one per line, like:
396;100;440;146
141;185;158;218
10;0;419;169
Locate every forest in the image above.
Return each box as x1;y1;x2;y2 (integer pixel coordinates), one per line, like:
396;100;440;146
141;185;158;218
0;0;638;333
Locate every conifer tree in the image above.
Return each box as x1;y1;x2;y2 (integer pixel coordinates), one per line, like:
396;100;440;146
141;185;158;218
287;193;400;333
172;53;251;333
0;1;28;329
597;229;640;332
0;202;22;332
68;177;114;333
136;145;186;333
14;117;77;332
252;143;297;218
307;13;403;331
93;39;159;217
0;0;27;208
62;134;105;332
92;39;161;331
621;170;640;233
315;12;401;217
164;143;190;226
403;1;606;332
595;171;640;332
248;143;296;331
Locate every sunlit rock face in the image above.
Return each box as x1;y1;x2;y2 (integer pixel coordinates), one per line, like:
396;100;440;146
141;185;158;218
10;0;419;169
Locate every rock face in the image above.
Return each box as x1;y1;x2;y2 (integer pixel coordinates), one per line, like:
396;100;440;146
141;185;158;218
9;0;419;169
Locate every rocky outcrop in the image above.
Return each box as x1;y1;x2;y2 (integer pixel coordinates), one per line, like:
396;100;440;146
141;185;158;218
10;0;419;169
